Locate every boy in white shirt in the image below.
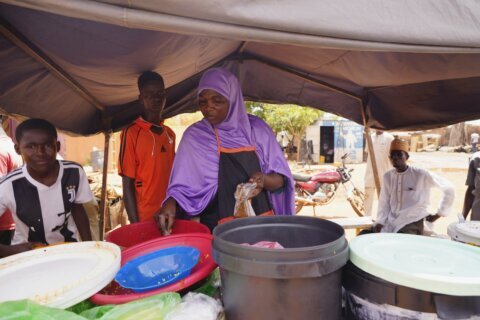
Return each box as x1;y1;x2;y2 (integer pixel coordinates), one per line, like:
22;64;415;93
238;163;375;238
0;119;92;257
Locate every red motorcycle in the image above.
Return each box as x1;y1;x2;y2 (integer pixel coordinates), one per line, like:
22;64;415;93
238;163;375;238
293;154;365;216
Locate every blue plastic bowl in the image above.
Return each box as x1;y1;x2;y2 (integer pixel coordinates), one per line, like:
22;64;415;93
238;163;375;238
115;246;200;292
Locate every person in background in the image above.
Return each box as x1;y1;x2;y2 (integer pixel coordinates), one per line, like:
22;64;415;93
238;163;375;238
374;138;454;235
155;68;294;233
118;71;175;223
364;130;394;216
462;151;480;221
0;118;92;257
0;116;23;246
471;132;479;153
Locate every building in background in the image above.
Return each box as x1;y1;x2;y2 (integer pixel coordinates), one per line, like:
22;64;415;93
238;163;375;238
306;119;364;164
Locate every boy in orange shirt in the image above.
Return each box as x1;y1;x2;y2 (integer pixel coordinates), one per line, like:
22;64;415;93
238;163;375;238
118;71;175;223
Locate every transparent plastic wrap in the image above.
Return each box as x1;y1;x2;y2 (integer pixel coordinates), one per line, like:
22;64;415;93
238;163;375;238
233;182;257;218
165;293;223;320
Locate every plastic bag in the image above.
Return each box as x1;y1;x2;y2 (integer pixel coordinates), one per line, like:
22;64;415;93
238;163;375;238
193;268;221;298
67;300;97;315
233;182;257;218
0;300;87;320
80;305;115;320
165;293;223;320
97;292;181;320
241;241;285;249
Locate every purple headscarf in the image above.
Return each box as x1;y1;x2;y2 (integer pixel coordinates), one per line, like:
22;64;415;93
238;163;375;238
166;68;295;216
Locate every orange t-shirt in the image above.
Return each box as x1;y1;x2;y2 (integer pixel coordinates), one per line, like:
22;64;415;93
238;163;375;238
118;118;175;222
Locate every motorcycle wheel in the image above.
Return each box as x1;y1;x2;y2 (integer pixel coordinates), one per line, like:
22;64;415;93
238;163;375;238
348;188;365;217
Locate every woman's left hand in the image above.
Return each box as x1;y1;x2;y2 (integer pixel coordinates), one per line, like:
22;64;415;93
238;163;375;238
248;172;265;198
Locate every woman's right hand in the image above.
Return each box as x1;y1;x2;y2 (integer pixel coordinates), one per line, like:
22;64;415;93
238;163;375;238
153;198;177;235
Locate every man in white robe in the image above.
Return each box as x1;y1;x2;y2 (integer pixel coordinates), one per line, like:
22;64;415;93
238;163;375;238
364;131;394;216
375;139;454;234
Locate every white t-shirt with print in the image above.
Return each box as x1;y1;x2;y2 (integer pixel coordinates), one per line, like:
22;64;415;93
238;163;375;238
0;160;94;245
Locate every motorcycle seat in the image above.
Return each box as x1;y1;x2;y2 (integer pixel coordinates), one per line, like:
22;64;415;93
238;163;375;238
292;173;311;182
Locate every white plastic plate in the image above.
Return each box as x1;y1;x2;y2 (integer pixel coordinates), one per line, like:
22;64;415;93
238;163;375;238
350;233;480;296
448;222;480;246
455;221;480;239
0;241;121;308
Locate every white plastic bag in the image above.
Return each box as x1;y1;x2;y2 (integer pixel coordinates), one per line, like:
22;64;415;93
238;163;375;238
165;293;223;320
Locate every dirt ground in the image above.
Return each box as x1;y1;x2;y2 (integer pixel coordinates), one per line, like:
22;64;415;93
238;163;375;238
292;151;472;240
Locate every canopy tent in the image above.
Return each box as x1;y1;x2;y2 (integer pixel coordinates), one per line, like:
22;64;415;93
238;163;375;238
2;0;480;237
1;0;480;136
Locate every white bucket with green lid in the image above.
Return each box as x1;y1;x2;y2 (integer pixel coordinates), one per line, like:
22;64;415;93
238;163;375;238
344;233;480;319
349;233;480;296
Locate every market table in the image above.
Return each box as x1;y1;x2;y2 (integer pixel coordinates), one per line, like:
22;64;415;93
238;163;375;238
327;216;374;234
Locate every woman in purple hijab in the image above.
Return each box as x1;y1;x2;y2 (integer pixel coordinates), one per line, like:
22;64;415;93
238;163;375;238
155;68;294;233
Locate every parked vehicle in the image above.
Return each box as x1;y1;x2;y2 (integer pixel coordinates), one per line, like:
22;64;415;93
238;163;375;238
293;153;365;216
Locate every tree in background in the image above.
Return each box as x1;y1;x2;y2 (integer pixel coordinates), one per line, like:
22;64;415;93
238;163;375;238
448;122;467;147
245;102;323;160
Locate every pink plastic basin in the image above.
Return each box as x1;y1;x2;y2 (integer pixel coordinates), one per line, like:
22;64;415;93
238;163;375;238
105;220;210;248
91;233;216;305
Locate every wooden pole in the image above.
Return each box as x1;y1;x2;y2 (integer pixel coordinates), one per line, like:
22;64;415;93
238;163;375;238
98;131;111;240
360;101;381;197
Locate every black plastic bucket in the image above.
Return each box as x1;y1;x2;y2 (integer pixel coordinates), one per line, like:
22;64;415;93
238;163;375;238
343;262;480;319
212;216;349;320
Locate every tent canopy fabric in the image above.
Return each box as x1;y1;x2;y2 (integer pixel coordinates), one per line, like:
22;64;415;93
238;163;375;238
1;0;480;135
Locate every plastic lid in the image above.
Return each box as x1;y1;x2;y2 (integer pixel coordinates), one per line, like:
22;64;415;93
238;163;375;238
349;233;480;296
115;246;200;292
91;233;216;305
448;222;480;246
0;241;121;308
455;221;480;239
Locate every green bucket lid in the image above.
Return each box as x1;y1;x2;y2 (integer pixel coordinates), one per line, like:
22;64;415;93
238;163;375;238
349;233;480;296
